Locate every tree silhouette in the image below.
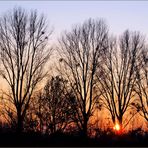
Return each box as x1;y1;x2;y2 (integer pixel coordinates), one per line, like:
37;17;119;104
58;18;108;136
0;7;52;133
134;47;148;121
33;76;74;134
97;30;145;131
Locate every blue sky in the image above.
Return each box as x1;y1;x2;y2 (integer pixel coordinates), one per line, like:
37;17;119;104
0;1;148;39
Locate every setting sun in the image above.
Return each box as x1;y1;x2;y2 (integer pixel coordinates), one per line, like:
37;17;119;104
113;123;120;131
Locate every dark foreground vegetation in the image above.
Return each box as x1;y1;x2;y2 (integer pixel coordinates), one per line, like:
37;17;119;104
0;128;147;146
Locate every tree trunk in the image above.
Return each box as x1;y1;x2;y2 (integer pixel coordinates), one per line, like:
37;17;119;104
81;117;88;138
17;114;23;133
53;116;56;133
17;108;24;133
118;116;123;132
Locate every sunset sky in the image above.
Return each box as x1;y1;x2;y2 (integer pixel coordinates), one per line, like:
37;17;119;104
0;1;147;134
0;1;147;40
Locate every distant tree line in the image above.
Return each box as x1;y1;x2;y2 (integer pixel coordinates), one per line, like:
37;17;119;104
0;7;147;137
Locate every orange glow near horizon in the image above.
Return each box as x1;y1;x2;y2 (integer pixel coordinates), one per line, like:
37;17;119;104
113;123;120;131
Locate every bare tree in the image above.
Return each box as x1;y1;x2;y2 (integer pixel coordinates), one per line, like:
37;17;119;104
58;18;108;136
32;76;74;134
134;47;148;121
0;7;52;133
44;76;73;134
97;30;145;131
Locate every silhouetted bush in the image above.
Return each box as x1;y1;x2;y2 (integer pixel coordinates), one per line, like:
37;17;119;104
0;129;146;146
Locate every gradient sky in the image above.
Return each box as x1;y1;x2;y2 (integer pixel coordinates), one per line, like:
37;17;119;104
0;1;147;129
0;1;147;40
